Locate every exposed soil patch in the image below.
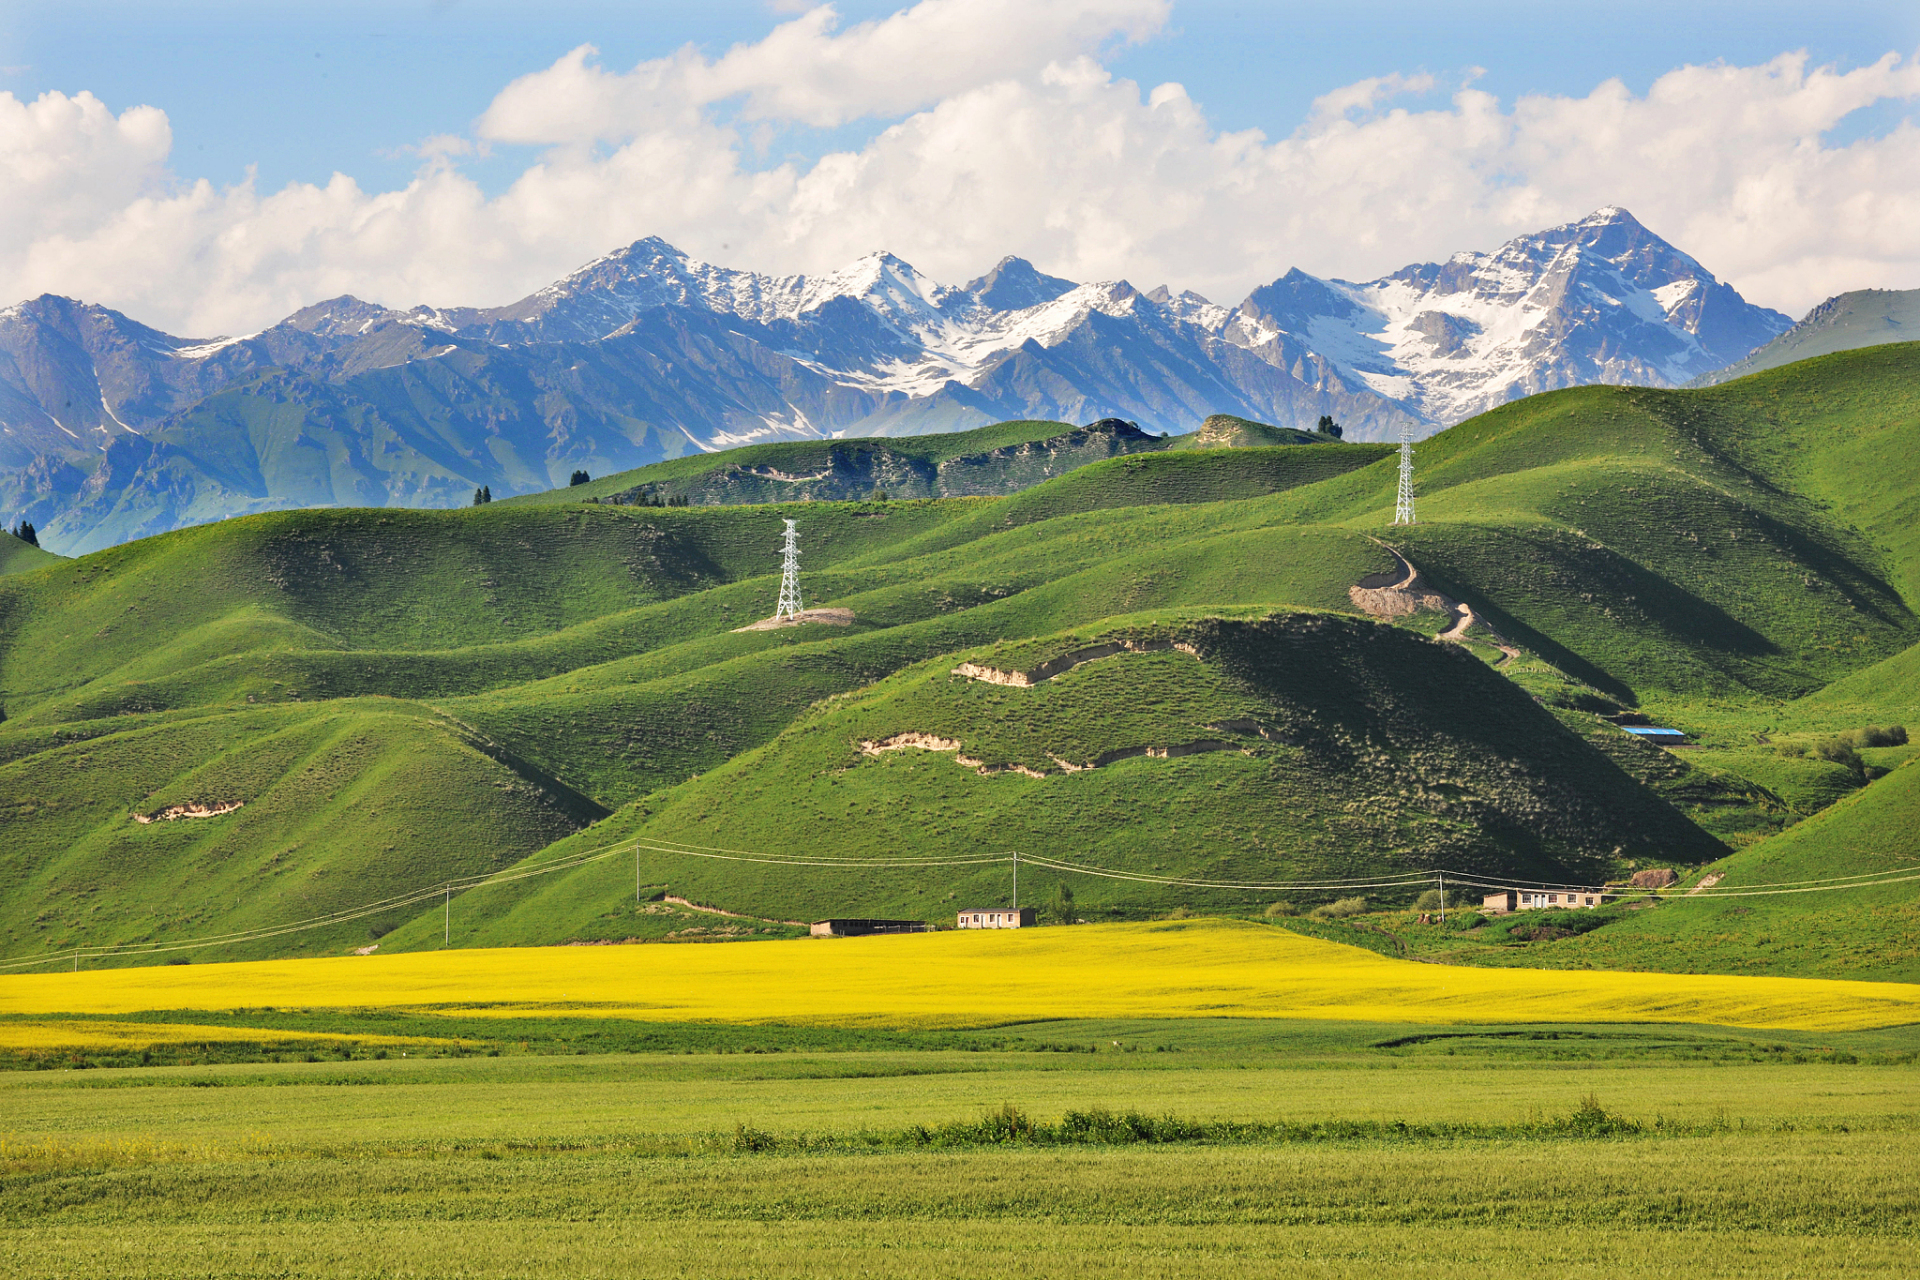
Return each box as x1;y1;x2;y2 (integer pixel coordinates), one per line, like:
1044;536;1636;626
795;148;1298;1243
1349;542;1521;665
663;895;806;927
859;730;1246;778
733;607;855;632
952;638;1199;687
133;801;244;824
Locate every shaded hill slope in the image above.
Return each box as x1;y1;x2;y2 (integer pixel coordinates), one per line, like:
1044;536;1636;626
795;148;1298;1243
389;613;1721;949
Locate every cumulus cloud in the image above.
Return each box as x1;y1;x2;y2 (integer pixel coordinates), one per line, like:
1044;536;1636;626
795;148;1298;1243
477;0;1171;142
1;0;1916;336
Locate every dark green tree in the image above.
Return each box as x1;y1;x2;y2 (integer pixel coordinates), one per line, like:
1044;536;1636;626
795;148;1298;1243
10;520;37;547
1315;415;1343;439
569;470;591;486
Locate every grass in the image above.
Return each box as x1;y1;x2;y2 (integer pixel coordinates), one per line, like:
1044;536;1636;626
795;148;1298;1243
0;533;61;577
453;610;1723;936
1;344;1918;970
1;1023;1915;1277
1441;758;1920;981
501;418;1091;505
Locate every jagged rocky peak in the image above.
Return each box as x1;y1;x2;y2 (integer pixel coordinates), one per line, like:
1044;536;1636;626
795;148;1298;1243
279;296;403;338
3;213;1803;552
1239;267;1361;329
0;294;205;351
965;256;1078;311
1224;207;1792;423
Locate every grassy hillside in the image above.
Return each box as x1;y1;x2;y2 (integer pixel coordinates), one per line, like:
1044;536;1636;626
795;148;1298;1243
511;415;1352;510
1423;758;1920;983
4;347;1919;970
397;612;1721;948
509;418;1087;506
0;532;60;577
0;700;594;963
1165;413;1325;448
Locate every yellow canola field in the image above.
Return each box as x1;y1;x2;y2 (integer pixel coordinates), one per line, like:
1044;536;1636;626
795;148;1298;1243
4;919;1919;1035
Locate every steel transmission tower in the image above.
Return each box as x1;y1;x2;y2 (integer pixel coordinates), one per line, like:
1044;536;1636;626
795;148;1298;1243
775;519;803;619
1392;421;1416;525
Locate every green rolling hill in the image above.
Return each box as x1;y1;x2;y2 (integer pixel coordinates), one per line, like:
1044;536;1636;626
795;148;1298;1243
0;531;60;577
506;413;1333;510
2;343;1917;974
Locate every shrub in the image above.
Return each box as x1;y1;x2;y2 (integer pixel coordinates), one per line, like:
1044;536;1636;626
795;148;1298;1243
1847;724;1909;748
1312;897;1367;919
1263;900;1298;918
1413;889;1460;912
732;1123;777;1153
1812;738;1863;771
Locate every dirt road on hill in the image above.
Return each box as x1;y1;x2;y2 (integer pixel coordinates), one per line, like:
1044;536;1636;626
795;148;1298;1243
1350;540;1521;666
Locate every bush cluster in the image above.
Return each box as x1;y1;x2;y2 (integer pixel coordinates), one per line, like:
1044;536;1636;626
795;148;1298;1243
721;1098;1656;1155
1781;725;1907;773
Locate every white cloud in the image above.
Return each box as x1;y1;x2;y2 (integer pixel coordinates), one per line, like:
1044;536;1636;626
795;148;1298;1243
476;0;1170;144
1;1;1917;337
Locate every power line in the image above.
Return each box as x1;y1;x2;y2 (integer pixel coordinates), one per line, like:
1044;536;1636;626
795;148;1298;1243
6;830;1915;972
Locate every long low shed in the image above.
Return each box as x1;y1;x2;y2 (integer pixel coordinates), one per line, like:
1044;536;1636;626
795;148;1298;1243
1481;889;1611;913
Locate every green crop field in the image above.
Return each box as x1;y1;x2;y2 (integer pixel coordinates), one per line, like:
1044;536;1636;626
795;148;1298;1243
3;1021;1915;1278
1;344;1918;978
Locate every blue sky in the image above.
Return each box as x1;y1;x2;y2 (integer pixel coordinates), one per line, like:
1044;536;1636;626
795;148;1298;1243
3;1;1917;332
6;0;1913;196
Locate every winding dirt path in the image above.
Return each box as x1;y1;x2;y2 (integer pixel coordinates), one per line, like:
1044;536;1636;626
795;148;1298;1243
1352;540;1522;666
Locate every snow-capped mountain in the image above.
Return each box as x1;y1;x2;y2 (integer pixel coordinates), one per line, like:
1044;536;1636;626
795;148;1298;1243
0;208;1791;553
1227;207;1790;423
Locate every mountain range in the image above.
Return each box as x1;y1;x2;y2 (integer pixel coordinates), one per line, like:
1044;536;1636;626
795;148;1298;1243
0;207;1790;553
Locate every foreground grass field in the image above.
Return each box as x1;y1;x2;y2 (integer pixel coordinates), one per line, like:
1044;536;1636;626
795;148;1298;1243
4;1021;1915;1278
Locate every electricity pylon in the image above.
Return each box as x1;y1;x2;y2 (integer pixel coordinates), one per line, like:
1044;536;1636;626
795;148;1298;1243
1392;421;1416;525
775;519;803;619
